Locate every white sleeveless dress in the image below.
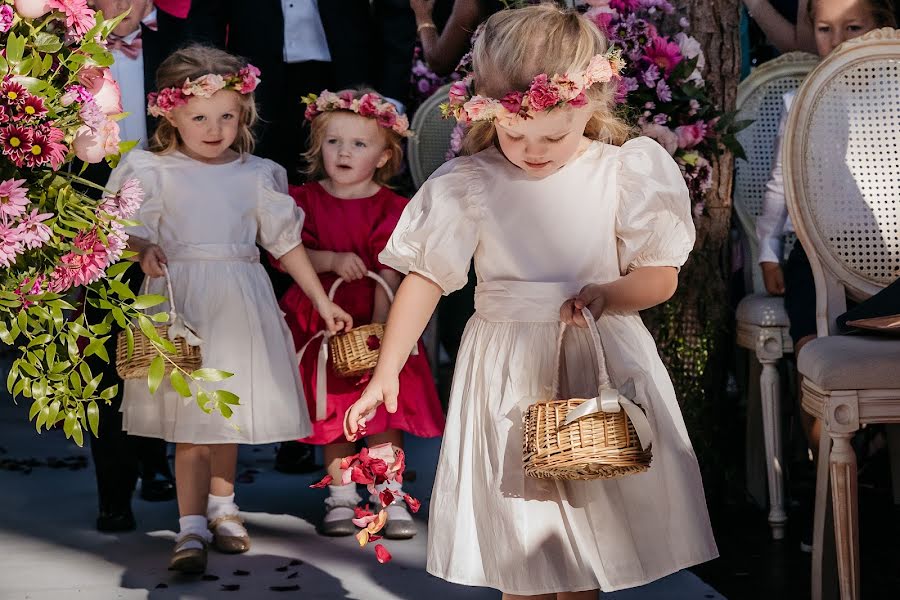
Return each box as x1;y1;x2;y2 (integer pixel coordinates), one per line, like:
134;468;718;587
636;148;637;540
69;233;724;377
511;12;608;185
108;150;311;444
380;137;718;594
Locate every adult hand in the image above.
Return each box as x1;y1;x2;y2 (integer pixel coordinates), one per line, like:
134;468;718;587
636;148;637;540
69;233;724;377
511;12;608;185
761;262;785;295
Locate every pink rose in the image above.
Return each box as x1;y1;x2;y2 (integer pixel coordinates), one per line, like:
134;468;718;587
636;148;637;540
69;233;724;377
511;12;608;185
357;94;379;117
526;74;560;112
499;92;524;115
238;65;261;93
72;119;120;163
14;0;51;19
569;91;589;108
183;74;225;97
674;121;708;149
448;80;469;105
376;108;398;130
79;68;122;115
584;55;614;85
463;97;500;121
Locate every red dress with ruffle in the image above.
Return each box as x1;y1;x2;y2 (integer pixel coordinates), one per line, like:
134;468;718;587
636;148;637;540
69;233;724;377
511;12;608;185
277;182;445;444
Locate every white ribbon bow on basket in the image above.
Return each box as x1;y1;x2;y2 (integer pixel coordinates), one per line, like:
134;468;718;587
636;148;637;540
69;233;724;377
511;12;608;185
297;270;418;421
552;307;653;451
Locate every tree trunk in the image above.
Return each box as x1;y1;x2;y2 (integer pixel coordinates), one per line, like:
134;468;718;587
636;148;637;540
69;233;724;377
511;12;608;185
641;0;742;498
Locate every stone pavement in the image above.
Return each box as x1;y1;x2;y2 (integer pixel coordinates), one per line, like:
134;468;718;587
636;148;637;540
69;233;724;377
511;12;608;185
0;398;725;600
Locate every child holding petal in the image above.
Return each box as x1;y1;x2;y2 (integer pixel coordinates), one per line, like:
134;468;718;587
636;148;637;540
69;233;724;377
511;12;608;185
276;89;443;540
108;45;352;573
345;5;717;598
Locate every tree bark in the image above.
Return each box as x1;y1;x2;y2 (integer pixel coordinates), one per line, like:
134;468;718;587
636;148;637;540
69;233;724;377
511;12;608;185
641;0;742;497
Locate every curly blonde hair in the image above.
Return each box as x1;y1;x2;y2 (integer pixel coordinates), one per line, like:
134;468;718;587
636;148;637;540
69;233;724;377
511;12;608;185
463;3;632;155
149;45;259;155
303;89;404;187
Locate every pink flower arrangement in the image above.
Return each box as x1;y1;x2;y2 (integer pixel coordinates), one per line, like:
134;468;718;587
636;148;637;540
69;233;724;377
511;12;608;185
0;5;14;33
0;179;29;219
302;90;412;137
310;443;420;565
48;0;95;40
146;65;261;117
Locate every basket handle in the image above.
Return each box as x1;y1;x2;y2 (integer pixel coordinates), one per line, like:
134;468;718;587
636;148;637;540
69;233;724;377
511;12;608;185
327;270;395;304
551;306;611;398
140;264;178;324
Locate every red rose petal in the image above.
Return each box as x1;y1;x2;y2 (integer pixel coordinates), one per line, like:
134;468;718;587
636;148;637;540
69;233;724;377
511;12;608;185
374;544;392;564
366;334;381;351
309;474;333;489
380;489;395;508
403;493;421;513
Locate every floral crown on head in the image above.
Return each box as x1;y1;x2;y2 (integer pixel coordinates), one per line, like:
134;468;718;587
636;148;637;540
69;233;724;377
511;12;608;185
302;90;412;137
146;65;261;117
441;49;624;124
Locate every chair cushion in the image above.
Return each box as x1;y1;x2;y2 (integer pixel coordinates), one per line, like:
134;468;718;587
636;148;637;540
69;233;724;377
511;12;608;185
798;335;900;390
736;293;791;327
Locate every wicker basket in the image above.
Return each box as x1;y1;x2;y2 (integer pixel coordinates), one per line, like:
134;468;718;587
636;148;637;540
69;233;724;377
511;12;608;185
523;307;653;480
115;266;202;380
328;272;395;378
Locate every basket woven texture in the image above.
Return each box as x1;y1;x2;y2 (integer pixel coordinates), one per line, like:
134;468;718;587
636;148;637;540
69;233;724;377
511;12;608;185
329;272;394;378
523;307;652;480
115;266;202;380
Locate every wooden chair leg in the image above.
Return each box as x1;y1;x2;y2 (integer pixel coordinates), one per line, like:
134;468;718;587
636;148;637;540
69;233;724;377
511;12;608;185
886;424;900;505
759;355;787;539
812;430;839;600
830;431;860;600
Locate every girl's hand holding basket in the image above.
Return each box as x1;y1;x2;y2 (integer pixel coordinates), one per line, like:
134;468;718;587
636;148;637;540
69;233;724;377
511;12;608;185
138;243;169;278
316;299;354;335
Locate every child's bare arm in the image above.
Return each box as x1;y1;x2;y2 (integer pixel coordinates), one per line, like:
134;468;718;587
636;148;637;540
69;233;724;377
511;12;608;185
372;269;402;324
127;235;167;278
278;244;353;333
306;249;367;280
560;266;679;327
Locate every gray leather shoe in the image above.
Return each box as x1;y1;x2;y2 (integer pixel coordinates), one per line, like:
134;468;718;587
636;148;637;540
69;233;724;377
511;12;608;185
316;515;358;537
318;489;362;537
383;517;417;540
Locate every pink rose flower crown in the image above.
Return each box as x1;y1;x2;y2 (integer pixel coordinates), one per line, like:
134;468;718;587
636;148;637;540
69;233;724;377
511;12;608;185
301;90;412;137
146;65;261;117
441;49;625;124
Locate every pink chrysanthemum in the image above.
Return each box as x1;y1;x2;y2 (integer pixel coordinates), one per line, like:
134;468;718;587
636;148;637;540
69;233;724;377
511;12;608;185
101;178;143;219
18;96;48;121
51;228;110;291
643;36;683;75
1;80;28;105
0;178;29;220
0;222;23;268
0;125;33;165
0;6;14;34
105;224;127;264
38;125;68;170
16;209;53;249
49;0;97;39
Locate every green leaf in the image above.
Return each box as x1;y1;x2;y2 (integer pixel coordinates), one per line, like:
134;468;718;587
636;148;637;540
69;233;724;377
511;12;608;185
18;360;39;378
45;343;56;367
138;315;163;345
169;370;192;398
71;422;84;447
213;390;240;406
108;279;135;299
87;401;100;437
63;411;76;437
150;312;170;323
191;368;234;382
148;355;164;394
197;390;212;413
46;400;61;426
218;402;234;419
28;398;47;420
106;261;132;278
35;406;50;431
133;295;166;310
118;140;139;155
69;372;83;395
28;334;53;348
79;362;93;385
84;374;103;397
125;326;134;360
50;305;64;331
6;33;24;64
112;307;127;328
0;321;13;344
100;384;119;401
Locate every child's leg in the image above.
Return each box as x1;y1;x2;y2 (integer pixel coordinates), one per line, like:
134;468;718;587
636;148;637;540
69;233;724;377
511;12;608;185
501;594;554;600
205;443;249;553
319;442;363;536
171;443;213;572
557;592;600;599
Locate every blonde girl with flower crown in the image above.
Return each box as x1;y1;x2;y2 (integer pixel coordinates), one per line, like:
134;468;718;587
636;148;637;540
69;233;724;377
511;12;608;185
107;45;352;573
344;5;717;598
273;89;444;540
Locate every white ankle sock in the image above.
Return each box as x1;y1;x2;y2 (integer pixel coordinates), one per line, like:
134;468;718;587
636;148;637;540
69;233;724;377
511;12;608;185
323;484;360;523
370;482;413;521
207;493;246;537
176;515;212;550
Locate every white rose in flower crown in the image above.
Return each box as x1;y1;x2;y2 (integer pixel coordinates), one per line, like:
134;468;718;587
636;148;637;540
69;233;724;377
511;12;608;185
184;73;226;97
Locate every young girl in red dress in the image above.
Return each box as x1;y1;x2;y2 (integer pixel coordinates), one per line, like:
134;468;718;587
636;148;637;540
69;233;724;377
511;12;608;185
276;89;444;539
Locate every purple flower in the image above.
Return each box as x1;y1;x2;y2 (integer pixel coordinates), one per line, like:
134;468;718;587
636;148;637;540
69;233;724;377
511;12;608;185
641;64;660;87
653;113;668;125
656;79;672;102
0;6;14;33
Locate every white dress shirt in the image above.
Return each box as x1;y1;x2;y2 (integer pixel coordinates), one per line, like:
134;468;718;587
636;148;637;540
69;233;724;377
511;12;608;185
755;90;796;264
109;10;157;150
282;0;331;63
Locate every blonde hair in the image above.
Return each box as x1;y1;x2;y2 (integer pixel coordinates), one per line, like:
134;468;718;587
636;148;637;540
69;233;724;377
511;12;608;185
149;45;259;155
463;3;632;155
808;0;897;28
303;89;404;187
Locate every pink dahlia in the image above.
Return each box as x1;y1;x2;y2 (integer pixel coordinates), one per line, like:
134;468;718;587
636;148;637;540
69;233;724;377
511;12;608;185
16;208;52;249
49;0;96;39
0;178;29;220
52;228;109;289
0;222;23;268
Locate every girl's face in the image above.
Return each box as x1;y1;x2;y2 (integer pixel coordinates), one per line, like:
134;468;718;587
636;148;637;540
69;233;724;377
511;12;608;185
166;91;242;163
494;104;593;178
320;112;391;187
812;0;879;56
